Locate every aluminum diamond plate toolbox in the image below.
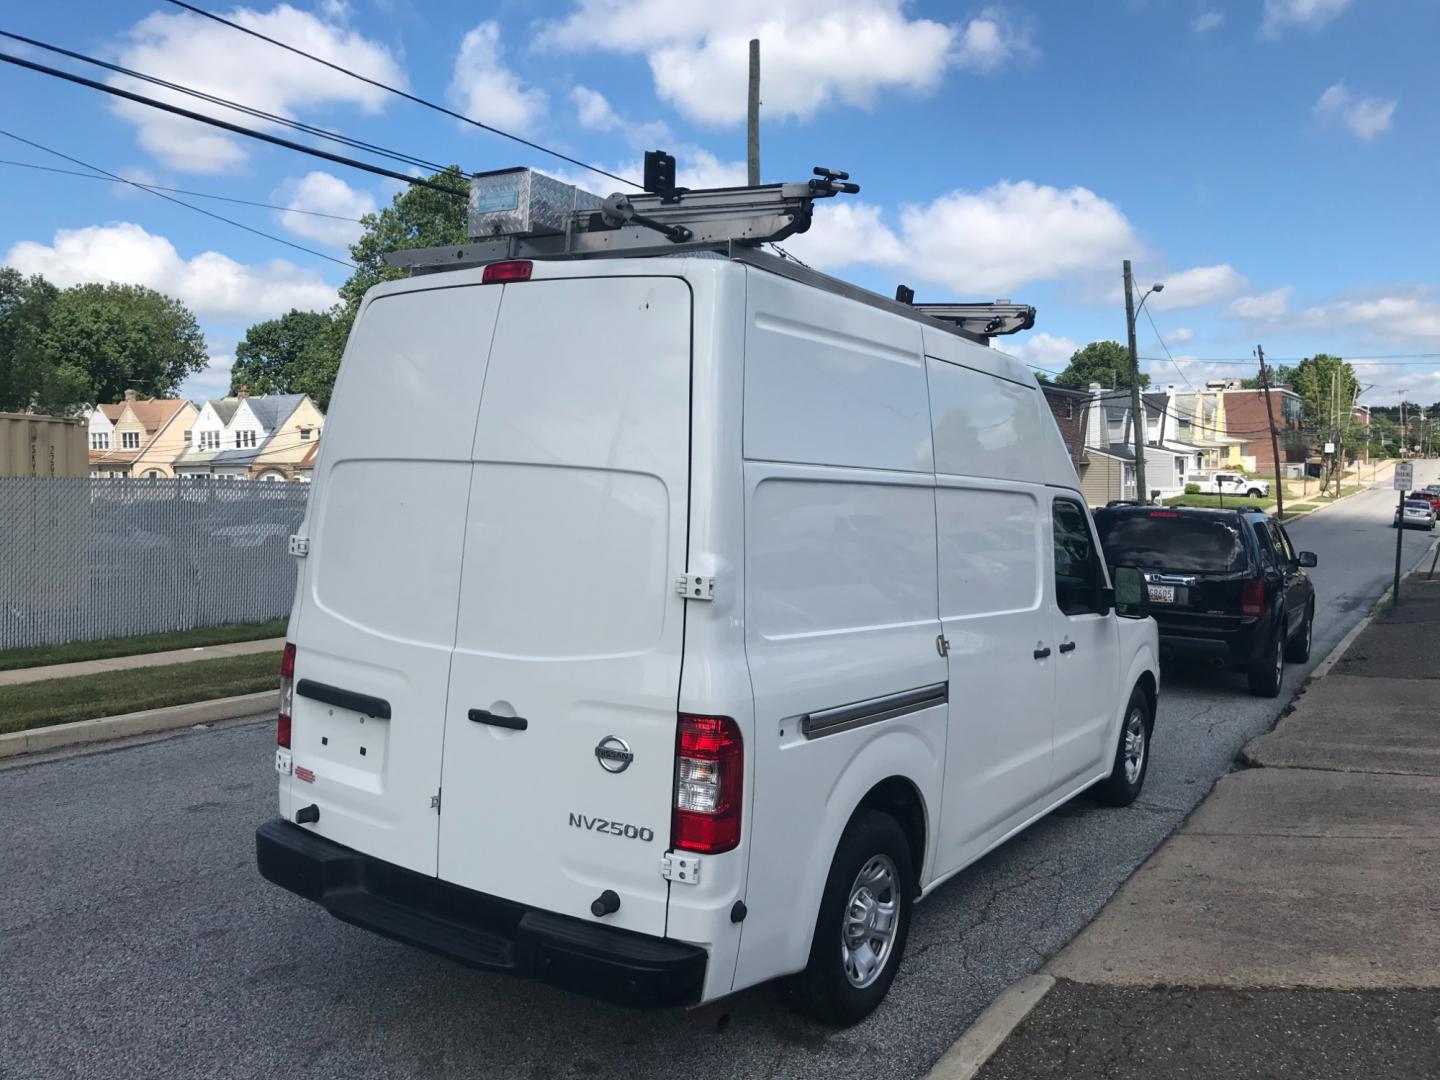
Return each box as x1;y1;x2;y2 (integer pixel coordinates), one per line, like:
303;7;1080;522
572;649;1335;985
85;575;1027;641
469;168;603;238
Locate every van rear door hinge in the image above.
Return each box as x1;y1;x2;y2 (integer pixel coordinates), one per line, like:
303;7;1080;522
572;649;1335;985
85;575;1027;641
430;790;441;813
661;851;701;884
676;573;715;601
288;534;310;557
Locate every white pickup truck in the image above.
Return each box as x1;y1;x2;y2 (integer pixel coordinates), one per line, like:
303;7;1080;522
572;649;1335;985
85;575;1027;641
1197;472;1269;498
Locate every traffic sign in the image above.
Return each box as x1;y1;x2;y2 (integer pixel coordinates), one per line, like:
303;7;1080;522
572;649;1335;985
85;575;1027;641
1394;461;1414;491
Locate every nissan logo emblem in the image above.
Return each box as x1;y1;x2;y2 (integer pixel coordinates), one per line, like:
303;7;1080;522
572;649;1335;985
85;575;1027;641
594;736;634;774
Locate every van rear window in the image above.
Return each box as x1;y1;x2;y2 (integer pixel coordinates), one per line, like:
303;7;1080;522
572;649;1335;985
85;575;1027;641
1095;513;1248;573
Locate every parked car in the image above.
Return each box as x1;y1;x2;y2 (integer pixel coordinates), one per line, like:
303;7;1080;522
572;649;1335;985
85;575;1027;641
1196;472;1270;499
1394;499;1437;530
1093;505;1316;697
255;250;1161;1026
1407;489;1440;514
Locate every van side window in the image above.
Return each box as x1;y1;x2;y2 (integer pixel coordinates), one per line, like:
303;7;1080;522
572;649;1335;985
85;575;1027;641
1052;499;1104;616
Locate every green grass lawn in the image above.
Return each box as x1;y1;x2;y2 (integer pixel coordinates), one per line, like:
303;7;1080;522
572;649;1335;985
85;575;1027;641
0;619;287;673
0;651;281;736
1162;493;1273;509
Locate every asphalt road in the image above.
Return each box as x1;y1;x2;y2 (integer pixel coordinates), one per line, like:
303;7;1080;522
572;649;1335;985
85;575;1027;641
3;463;1437;1080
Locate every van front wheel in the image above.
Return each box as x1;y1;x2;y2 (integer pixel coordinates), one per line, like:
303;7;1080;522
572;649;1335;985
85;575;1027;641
787;810;914;1027
1094;687;1151;806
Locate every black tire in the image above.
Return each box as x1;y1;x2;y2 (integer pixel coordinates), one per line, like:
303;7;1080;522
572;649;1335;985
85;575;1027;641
1285;600;1314;663
787;810;914;1027
1248;628;1285;697
1094;687;1151;807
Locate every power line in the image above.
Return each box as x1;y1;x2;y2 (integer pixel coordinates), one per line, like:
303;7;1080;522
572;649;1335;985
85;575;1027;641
161;0;642;191
0;158;365;223
0;30;451;177
0;128;355;268
0;49;466;199
1141;305;1196;392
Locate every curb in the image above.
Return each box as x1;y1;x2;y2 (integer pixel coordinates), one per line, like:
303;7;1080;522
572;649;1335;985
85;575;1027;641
0;690;278;760
922;974;1055;1080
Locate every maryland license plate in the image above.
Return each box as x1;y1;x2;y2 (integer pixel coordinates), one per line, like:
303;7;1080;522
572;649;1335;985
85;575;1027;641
1148;584;1176;604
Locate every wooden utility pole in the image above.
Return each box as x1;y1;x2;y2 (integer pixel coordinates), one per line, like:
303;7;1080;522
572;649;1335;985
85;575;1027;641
1257;344;1285;520
747;39;761;187
1123;260;1148;502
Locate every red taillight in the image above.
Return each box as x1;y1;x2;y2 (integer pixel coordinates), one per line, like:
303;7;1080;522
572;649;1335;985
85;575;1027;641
1148;510;1181;518
1242;579;1265;617
481;259;533;284
672;715;743;854
277;642;296;748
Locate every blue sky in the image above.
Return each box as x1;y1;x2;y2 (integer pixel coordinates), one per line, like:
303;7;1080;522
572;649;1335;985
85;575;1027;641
1;0;1436;405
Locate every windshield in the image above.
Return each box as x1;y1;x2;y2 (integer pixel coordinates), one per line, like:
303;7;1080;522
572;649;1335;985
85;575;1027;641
1095;511;1249;573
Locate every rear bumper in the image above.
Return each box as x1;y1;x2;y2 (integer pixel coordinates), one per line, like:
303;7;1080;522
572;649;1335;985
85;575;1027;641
1154;616;1270;668
255;818;707;1008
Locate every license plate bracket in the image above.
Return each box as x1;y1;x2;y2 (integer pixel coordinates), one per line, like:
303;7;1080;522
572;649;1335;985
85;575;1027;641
1148;584;1176;604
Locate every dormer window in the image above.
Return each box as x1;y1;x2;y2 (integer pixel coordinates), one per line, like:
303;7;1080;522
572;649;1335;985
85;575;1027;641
299;427;312;441
121;431;140;449
91;433;110;450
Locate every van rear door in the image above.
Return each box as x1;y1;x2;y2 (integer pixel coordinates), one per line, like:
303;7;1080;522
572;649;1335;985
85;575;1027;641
289;285;501;875
437;275;691;937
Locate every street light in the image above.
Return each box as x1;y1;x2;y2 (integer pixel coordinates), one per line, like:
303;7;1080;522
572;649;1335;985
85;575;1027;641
1124;260;1164;502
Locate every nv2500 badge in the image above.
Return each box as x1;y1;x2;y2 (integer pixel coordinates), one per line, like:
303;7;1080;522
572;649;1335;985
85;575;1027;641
568;813;655;842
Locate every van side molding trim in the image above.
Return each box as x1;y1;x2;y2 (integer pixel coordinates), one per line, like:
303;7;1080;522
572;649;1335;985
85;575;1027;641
296;679;392;720
799;682;948;740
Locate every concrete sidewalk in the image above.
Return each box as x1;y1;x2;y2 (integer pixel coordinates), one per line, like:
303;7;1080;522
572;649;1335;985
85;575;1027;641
974;573;1440;1079
0;637;285;687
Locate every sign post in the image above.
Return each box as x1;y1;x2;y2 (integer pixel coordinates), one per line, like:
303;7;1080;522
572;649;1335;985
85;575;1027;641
1394;461;1414;603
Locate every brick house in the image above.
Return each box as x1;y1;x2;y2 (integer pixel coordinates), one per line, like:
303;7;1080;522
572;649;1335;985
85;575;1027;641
1220;387;1306;472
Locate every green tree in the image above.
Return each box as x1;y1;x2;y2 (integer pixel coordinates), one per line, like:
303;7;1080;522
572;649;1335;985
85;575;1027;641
248;166;470;410
1054;341;1150;390
1239;363;1297;390
1369;412;1400;455
1;274;206;413
0;268;68;412
230;309;338;407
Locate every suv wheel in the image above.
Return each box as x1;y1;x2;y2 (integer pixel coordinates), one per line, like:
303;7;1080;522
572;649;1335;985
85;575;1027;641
1095;687;1151;807
1285;600;1314;663
1248;629;1285;697
1247;487;1264;498
788;810;913;1027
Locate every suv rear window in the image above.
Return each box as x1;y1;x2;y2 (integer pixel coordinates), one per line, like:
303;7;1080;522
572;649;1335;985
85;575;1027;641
1096;511;1250;573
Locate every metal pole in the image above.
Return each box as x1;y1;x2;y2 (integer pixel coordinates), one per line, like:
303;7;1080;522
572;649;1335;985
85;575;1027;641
1124;260;1148;502
1394;489;1404;603
747;39;761;188
1257;344;1285;520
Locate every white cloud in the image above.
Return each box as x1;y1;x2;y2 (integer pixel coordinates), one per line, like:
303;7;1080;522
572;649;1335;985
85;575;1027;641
569;86;673;145
273;171;376;248
449;22;547;132
954;8;1037;74
1299;294;1440;345
1009;331;1079;371
1192;10;1224;32
541;1;975;126
109;5;407;173
1228;286;1293;319
1261;0;1351;37
1314;82;1396;140
5;223;337;322
184;352;237;399
1163;326;1195;345
787;180;1136;295
1148;264;1249;310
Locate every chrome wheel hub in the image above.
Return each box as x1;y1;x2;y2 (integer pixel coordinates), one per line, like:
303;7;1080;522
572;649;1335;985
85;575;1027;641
841;854;900;988
1123;707;1146;785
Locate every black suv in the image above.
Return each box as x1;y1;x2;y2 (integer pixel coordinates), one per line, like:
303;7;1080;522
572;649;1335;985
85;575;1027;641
1093;506;1318;697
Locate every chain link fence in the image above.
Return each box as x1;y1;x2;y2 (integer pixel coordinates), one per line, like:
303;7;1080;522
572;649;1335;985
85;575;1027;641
0;477;309;650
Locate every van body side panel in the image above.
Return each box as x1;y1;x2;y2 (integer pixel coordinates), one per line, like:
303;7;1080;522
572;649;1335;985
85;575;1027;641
288;285;500;875
666;263;754;1002
437;277;691;938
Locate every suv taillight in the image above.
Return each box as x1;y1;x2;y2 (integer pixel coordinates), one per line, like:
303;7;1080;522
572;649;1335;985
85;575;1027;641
1242;579;1265;617
277;643;296;748
673;715;743;854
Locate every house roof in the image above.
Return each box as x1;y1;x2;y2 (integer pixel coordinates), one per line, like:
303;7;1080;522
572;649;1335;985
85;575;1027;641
212;393;306;465
97;403;124;422
211;398;242;425
296;442;320;469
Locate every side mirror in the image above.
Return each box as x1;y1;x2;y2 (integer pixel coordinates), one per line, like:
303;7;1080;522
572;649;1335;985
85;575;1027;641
1112;566;1150;619
1297;551;1318;568
1097;586;1116;615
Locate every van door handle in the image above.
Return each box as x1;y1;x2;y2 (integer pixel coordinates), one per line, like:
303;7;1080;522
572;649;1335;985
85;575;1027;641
1059;641;1077;654
468;709;528;731
1033;646;1051;660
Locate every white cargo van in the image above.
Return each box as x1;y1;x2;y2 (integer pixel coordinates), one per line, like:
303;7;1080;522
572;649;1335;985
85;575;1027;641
257;246;1159;1025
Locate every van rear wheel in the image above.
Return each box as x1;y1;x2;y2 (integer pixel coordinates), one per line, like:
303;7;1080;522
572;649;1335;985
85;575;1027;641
787;810;913;1027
